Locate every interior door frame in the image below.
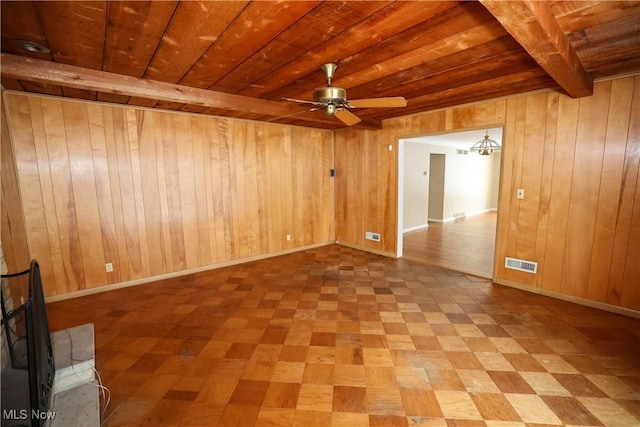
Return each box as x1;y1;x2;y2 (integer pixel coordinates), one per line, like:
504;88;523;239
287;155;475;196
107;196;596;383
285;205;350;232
396;126;504;273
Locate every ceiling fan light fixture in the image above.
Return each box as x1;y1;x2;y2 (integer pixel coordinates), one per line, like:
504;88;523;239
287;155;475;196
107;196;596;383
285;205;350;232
470;131;501;156
325;104;338;116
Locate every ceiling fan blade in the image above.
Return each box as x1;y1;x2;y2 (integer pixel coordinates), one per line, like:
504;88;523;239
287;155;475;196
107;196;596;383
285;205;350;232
282;97;318;105
334;109;361;126
348;97;407;108
267;106;321;122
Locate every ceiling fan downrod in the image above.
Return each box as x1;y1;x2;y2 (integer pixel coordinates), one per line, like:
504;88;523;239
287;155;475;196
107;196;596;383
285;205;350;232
315;63;345;115
320;63;337;87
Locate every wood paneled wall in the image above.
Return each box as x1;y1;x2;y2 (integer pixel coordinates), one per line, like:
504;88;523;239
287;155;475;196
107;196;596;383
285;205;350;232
335;75;640;312
1;89;30;277
4;93;335;297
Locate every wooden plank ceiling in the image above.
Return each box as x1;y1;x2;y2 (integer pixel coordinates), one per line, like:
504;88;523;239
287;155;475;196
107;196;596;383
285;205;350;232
2;1;640;130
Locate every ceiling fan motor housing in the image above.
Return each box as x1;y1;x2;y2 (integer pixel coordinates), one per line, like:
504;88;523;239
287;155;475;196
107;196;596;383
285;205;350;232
313;87;347;105
313;87;347;116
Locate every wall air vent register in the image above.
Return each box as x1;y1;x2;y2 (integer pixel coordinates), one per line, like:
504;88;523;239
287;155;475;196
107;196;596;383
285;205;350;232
505;257;538;274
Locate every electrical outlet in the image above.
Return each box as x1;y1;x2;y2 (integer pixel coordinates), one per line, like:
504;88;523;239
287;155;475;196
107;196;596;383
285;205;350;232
286;234;291;241
516;189;525;199
105;263;113;273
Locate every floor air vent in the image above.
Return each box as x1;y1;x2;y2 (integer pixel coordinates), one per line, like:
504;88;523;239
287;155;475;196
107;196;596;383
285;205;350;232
505;257;537;274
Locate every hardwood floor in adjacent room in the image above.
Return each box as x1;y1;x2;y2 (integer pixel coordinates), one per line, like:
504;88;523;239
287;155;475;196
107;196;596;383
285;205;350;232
46;245;640;427
402;211;497;278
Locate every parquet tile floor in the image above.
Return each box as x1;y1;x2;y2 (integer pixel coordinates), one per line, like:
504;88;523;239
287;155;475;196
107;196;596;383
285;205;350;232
47;245;640;426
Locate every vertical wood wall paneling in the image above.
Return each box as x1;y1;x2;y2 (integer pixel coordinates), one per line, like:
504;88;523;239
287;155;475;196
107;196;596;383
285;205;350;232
361;132;373;248
42;99;86;291
61;100;107;288
586;78;633;302
615;77;640;309
377;132;396;250
292;128;307;246
323;130;335;242
281;128;294;249
335;128;364;248
103;106;129;283
242;121;260;257
533;93;559;289
264;126;281;253
514;93;546;286
493;98;517;280
18;97;59;291
118;108;145;279
160;112;187;271
563;82;611;298
503;97;527;284
622;162;640;309
200;117;218;263
371;133;383;248
1;91;30;282
136;109;165;277
5;93;335;296
540;94;580;294
190;115;213;267
254;124;269;254
126;109;151;278
311;131;323;244
334;75;640;311
217;118;235;261
86;105;117;284
174;114;199;268
291;128;304;245
231;120;249;259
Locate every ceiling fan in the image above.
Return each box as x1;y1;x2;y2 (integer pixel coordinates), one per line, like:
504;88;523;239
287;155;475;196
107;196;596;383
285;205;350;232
285;63;407;126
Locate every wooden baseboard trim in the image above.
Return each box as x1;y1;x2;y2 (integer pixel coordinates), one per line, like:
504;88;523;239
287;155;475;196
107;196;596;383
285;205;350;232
494;278;640;319
45;241;335;303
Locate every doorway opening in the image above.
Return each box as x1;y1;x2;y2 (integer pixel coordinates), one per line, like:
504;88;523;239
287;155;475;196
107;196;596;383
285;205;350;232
396;127;503;278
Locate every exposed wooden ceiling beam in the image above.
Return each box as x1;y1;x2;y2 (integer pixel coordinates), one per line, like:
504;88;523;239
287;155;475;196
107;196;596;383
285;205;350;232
479;0;593;98
0;54;382;130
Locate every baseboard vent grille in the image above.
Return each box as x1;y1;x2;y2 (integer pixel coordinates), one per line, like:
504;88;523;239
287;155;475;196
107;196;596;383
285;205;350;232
365;231;381;242
505;257;537;274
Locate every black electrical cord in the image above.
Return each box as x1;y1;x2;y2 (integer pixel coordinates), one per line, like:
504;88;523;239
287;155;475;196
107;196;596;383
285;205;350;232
1;268;30;278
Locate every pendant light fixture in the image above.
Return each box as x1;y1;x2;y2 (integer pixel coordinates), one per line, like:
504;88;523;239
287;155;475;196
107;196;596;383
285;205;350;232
469;131;501;156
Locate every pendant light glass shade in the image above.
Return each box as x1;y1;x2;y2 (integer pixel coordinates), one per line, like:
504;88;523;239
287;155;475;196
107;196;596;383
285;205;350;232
470;132;501;155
